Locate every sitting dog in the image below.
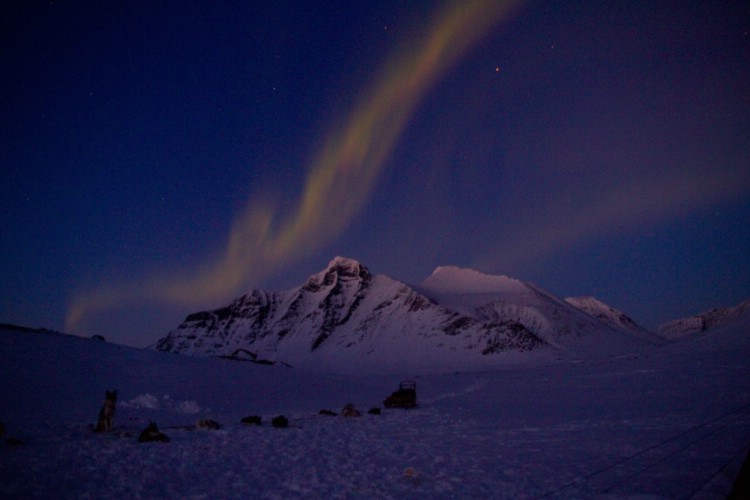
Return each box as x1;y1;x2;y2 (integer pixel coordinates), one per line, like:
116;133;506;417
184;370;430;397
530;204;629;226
95;390;117;433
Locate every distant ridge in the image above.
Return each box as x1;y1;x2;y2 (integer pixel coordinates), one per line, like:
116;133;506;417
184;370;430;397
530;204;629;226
657;298;750;339
0;322;104;342
0;322;62;335
0;322;46;334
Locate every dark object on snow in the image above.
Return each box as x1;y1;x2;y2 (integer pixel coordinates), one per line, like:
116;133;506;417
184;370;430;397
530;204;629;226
319;409;337;416
384;381;417;409
341;403;361;417
91;334;106;341
138;422;170;443
95;390;117;433
368;407;381;415
219;349;282;366
729;448;750;499
196;418;221;430
6;436;23;446
241;415;263;426
1;422;22;445
271;415;288;428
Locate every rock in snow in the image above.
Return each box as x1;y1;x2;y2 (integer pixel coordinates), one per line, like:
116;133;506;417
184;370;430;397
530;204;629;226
155;257;663;372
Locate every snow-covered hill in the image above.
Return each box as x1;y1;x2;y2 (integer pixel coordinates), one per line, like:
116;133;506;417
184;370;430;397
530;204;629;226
416;266;662;356
564;295;656;341
155;257;661;372
657;298;750;339
2;317;750;498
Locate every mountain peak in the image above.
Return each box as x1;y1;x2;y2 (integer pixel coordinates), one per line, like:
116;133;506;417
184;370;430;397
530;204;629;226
325;256;371;280
327;256;365;271
565;296;609;311
422;265;525;295
301;256;371;293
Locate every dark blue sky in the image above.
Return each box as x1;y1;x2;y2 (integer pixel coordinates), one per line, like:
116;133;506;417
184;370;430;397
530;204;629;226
2;1;749;346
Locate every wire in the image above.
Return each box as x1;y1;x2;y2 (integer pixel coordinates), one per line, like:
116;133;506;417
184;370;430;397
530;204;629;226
600;410;750;495
534;402;750;499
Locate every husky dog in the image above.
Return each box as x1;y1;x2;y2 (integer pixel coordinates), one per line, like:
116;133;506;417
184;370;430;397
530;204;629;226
95;390;117;432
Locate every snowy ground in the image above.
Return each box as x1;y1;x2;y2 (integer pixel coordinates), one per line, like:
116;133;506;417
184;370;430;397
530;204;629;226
1;320;749;499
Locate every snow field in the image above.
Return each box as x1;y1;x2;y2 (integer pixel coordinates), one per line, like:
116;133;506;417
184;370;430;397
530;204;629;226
4;400;747;498
2;319;750;498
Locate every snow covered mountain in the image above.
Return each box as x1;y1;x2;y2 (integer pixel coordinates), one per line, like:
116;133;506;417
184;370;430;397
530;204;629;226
155;257;549;372
155;257;659;371
657;298;750;339
563;296;655;341
415;266;662;356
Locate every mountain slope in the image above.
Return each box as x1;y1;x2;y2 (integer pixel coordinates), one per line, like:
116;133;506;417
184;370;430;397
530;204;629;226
415;266;660;357
564;296;658;342
155;257;658;371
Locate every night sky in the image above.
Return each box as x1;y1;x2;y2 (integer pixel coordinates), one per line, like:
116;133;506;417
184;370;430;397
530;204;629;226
2;1;749;347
